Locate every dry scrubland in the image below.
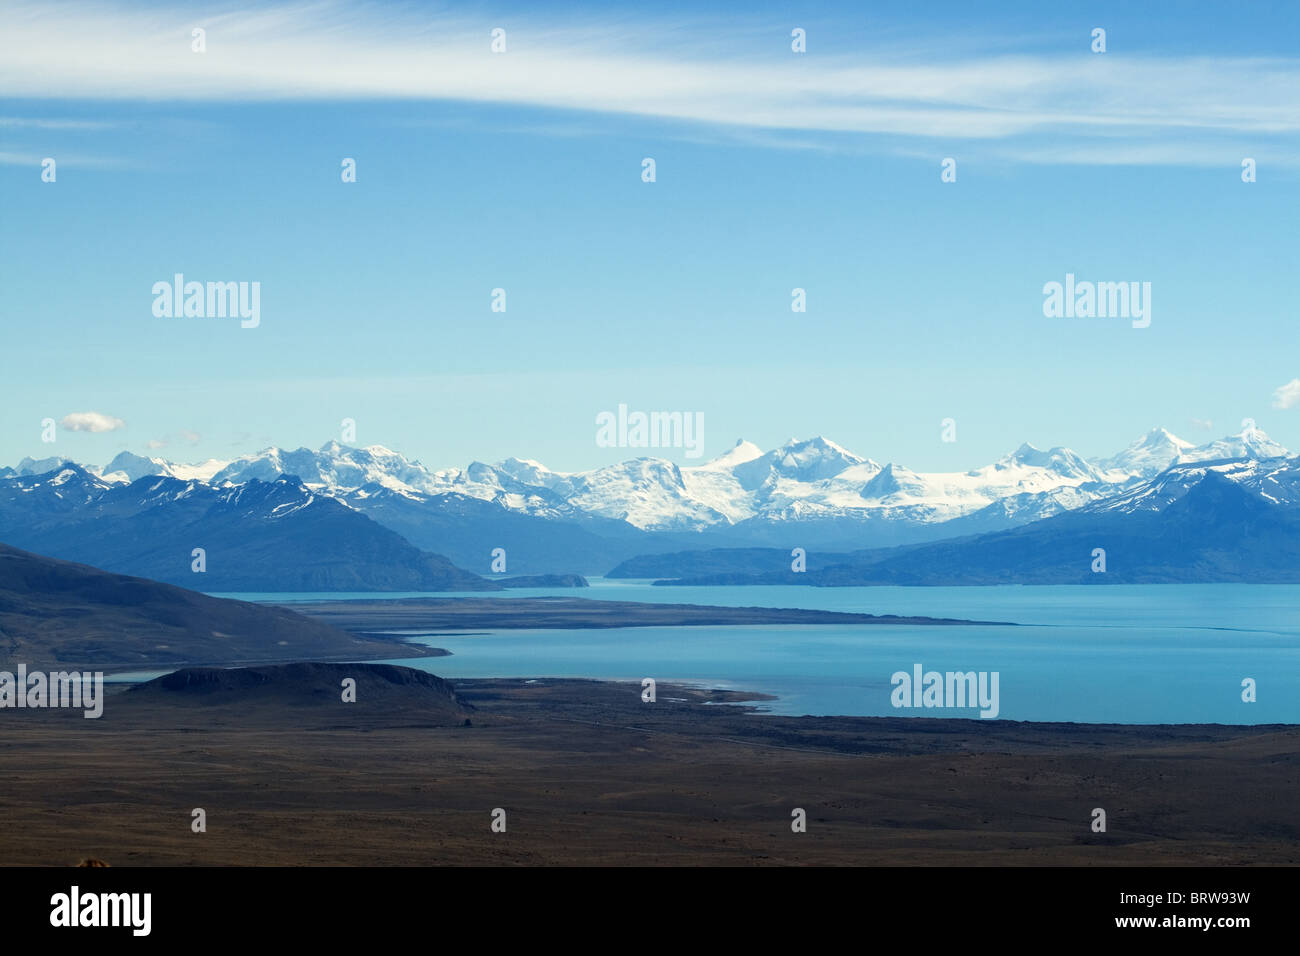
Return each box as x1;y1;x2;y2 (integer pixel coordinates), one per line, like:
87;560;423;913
0;670;1296;866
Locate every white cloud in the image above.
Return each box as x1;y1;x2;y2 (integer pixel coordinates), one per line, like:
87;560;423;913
1;1;1296;164
1272;379;1300;410
1189;418;1214;430
147;438;167;449
178;429;201;444
60;411;126;433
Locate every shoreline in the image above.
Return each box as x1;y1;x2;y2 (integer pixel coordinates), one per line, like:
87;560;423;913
95;669;1300;730
454;677;1300;729
285;595;1016;631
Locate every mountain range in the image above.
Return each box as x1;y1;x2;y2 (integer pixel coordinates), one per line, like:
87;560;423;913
617;460;1300;586
2;425;1294;585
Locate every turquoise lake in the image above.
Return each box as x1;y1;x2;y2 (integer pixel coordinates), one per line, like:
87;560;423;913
201;581;1300;724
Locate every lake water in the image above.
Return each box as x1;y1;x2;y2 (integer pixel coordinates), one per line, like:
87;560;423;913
202;581;1300;724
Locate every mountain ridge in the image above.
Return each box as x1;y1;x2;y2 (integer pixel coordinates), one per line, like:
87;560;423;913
14;426;1287;534
5;426;1292;580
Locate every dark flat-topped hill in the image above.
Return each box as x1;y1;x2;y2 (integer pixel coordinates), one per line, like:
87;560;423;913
125;662;469;723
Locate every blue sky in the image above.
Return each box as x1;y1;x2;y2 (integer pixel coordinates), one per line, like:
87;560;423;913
2;0;1298;473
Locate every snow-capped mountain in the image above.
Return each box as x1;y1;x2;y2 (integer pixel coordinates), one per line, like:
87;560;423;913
16;451;229;485
209;442;432;493
1084;455;1300;516
14;455;69;477
0;466;496;591
0;463;112;515
693;439;763;472
1094;427;1196;479
1175;428;1289;464
6;425;1291;537
731;436;874;488
2;425;1293;579
101;450;230;484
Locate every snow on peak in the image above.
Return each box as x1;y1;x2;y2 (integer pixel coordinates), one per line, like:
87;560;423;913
1179;426;1289;465
493;457;560;487
1145;426;1189;444
15;455;67;477
1093;425;1288;483
694;439;763;472
208;443;437;494
997;443;1098;480
779;435;860;459
6;424;1294;537
167;458;232;482
1094;427;1194;479
733;436;871;487
1004;442;1047;465
859;462;926;501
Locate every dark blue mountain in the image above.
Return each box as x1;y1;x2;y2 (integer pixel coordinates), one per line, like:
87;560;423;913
0;466;496;592
340;484;751;575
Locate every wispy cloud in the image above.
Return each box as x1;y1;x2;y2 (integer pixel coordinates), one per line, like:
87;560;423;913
0;150;134;168
0;117;118;130
60;411;126;433
1272;379;1300;410
2;1;1297;165
146;429;202;449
